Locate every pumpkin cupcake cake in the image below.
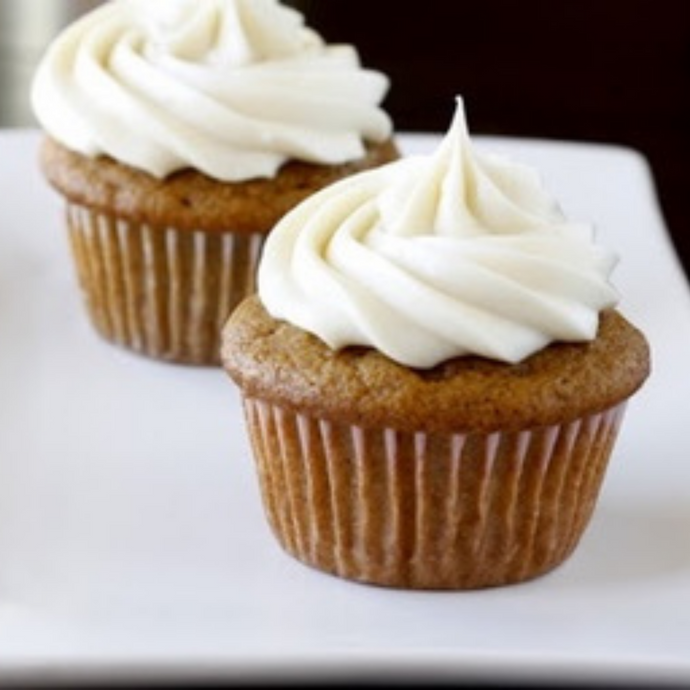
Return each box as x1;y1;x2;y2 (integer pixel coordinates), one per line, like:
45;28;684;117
221;97;651;589
32;0;398;365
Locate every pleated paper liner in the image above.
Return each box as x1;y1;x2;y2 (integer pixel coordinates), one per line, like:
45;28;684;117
66;203;265;365
242;398;627;589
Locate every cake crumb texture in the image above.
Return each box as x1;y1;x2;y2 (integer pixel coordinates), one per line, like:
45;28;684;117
222;296;651;433
40;137;400;234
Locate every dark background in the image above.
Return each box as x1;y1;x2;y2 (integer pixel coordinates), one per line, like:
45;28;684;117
299;0;690;279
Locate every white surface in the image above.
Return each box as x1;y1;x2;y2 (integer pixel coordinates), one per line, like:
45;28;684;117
1;130;689;686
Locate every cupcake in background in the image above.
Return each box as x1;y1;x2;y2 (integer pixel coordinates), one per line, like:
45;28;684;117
32;0;398;365
221;97;651;589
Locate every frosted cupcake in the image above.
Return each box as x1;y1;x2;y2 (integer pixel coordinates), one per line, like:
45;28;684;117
221;97;650;589
32;0;398;365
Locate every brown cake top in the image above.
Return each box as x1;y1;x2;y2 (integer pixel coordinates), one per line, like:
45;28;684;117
222;296;651;433
39;137;399;234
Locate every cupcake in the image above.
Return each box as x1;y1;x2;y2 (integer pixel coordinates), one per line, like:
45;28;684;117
221;97;651;589
31;0;398;365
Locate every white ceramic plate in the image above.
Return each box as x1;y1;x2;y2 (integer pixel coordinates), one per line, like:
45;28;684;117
1;131;689;686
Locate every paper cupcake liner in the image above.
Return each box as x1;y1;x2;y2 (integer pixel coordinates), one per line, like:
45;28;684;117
241;398;627;589
65;203;265;365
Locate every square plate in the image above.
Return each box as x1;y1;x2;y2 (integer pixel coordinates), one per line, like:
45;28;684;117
1;131;689;686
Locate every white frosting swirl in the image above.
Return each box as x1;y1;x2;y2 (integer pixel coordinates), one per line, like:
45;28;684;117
258;97;620;367
31;0;392;181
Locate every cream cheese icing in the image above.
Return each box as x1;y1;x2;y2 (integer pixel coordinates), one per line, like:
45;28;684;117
31;0;392;181
258;97;620;367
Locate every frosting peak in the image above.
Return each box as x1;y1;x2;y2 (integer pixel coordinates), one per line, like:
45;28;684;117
258;97;620;367
31;0;392;181
380;103;569;240
140;0;319;66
